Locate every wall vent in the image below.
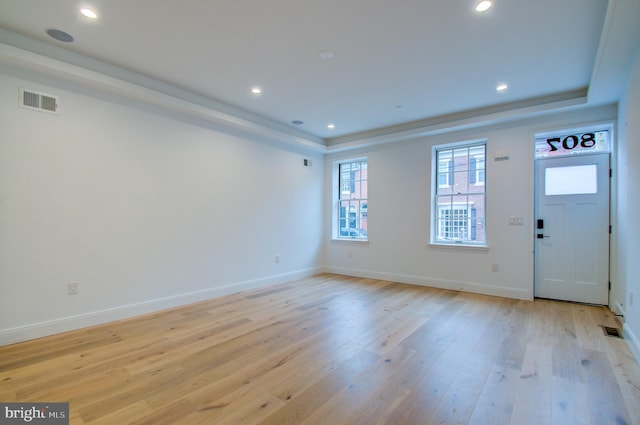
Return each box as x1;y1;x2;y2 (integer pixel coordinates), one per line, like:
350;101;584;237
19;88;59;114
601;326;623;339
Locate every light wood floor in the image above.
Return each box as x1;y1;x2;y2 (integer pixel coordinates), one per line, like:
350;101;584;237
1;274;639;425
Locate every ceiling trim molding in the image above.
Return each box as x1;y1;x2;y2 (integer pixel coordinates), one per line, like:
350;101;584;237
588;0;640;104
325;90;589;153
0;35;327;154
2;18;623;157
0;37;595;157
589;0;618;97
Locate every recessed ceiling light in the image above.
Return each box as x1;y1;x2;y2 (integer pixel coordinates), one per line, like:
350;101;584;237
251;87;262;95
475;1;492;12
319;50;334;60
80;7;98;19
496;83;509;92
327;123;335;129
46;29;74;43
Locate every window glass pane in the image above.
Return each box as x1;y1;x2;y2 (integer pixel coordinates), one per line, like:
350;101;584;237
438;163;449;186
438;182;453;195
337;159;368;239
437;199;452;212
340;164;351;195
339;202;347;229
545;164;597;195
433;142;486;245
469;145;485;158
453;148;469;171
470;215;484;241
534;129;610;158
437;151;452;187
453;170;469;193
469;180;484;194
438;150;453;162
475;157;485;183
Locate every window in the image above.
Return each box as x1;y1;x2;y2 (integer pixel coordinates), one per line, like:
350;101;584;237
336;159;368;239
545;164;598;195
432;142;486;245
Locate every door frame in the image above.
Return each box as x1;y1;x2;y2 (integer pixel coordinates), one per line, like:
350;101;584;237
532;123;614;306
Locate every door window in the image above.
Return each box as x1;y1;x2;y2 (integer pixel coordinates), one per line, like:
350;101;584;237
544;164;598;196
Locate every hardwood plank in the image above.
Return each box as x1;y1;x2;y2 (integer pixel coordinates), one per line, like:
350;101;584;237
179;355;299;425
422;297;520;425
572;303;609;352
211;392;286;425
546;301;583;383
551;376;591;425
127;399;197;425
581;347;633;425
257;350;380;425
344;383;411;425
388;295;508;425
76;363;185;422
466;365;519;425
0;331;123;372
86;400;153;425
0;273;638;425
266;329;373;402
296;346;415;425
123;318;253;375
19;366;131;404
509;343;553;425
603;338;640;425
494;299;532;371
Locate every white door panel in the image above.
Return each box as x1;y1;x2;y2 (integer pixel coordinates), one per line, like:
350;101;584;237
534;153;610;304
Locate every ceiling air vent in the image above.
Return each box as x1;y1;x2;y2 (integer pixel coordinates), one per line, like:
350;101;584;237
19;88;59;114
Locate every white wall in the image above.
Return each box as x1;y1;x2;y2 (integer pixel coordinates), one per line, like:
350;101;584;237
0;67;324;345
0;45;633;351
617;48;640;362
325;105;617;301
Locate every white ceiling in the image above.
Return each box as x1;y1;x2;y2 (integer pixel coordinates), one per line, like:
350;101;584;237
0;0;638;145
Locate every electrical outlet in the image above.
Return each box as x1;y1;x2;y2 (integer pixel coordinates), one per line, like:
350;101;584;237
491;264;499;272
630;292;634;307
67;281;78;295
275;255;280;264
348;251;353;259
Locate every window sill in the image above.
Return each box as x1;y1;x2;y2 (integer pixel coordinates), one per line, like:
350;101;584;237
332;238;369;244
428;242;489;251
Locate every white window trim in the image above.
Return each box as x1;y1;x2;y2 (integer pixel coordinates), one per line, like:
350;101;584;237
430;139;487;248
332;157;368;241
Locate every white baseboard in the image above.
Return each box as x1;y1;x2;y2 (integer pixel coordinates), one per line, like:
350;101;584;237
613;300;626;321
323;266;533;301
623;323;640;365
0;267;321;346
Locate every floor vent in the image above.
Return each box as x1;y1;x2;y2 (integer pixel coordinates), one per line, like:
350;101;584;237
19;88;59;114
601;326;623;339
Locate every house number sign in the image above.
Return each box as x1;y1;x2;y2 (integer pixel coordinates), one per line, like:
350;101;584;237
534;128;610;159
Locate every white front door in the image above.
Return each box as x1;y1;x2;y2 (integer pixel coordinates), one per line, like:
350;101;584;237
534;153;610;304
